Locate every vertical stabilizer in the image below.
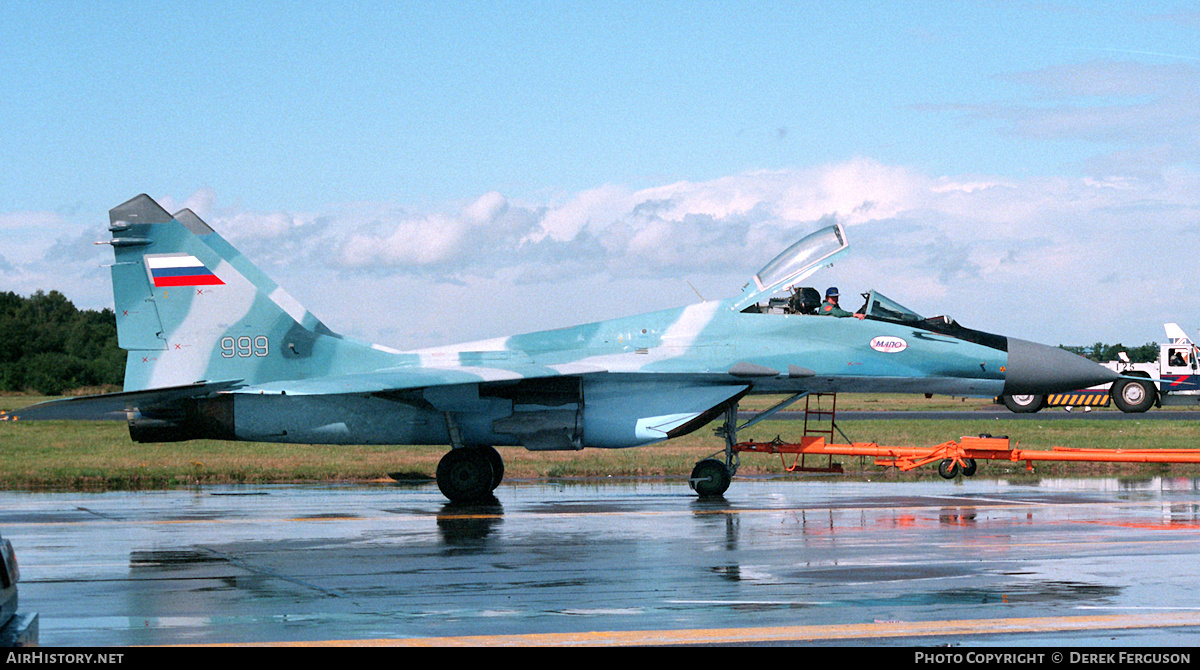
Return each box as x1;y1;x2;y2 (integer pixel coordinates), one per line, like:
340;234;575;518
172;208;337;337
104;195;395;392
109;195;172;351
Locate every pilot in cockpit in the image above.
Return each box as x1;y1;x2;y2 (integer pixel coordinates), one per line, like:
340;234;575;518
819;287;865;320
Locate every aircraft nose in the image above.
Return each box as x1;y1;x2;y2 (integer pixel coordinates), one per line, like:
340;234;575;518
1004;338;1119;395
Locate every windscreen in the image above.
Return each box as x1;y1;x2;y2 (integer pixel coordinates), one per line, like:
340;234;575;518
861;290;1007;350
864;292;924;322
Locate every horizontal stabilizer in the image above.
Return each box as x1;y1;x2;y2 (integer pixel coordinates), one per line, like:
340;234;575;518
7;380;243;421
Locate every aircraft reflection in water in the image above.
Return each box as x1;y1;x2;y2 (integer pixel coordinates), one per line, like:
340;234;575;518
18;195;1117;502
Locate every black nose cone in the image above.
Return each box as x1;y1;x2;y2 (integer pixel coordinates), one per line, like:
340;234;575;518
1004;338;1119;395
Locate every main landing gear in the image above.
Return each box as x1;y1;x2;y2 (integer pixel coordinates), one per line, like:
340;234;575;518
435;413;504;503
437;445;504;503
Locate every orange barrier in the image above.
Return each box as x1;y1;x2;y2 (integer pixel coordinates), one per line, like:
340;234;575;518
733;435;1200;478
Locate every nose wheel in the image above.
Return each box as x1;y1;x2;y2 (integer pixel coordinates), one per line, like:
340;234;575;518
691;405;742;497
689;459;732;497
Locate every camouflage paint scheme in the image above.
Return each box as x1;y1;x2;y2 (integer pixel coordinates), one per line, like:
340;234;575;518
23;195;1116;464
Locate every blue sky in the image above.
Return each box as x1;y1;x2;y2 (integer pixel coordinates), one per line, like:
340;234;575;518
2;1;1199;350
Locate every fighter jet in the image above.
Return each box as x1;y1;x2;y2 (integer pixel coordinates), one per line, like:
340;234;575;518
17;194;1118;501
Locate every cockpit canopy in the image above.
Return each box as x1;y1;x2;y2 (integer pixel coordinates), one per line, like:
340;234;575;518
732;223;848;311
860;291;925;324
733;223;1004;349
860;290;1005;348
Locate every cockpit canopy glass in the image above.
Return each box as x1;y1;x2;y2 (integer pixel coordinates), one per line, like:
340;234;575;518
733;223;847;310
862;291;924;323
755;224;846;290
859;290;1006;350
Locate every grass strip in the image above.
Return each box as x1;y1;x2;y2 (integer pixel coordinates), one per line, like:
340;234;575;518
4;414;1200;490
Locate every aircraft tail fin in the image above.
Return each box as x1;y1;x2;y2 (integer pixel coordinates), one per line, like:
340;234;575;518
105;194;395;392
1165;323;1192;345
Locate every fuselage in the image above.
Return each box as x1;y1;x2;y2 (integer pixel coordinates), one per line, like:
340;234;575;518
209;297;1011;449
417;297;1010;396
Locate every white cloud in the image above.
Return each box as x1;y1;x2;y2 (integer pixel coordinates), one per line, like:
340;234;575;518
531;183;633;243
3;156;1198;349
0;209;110;309
339;213;465;267
464;191;508;224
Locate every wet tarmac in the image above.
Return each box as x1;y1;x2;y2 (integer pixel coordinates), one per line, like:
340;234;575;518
6;477;1200;646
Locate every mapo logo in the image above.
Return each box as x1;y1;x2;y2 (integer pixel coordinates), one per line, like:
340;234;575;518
870;336;908;353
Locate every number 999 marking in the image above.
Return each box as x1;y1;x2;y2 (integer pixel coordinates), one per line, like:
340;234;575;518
220;335;269;358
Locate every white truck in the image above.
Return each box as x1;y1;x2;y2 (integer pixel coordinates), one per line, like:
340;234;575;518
1002;323;1200;413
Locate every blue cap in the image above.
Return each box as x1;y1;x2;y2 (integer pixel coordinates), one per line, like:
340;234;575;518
825;287;839;297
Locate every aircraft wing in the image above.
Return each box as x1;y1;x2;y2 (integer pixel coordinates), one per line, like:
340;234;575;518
8;360;613;420
237;361;610;396
6;380;244;421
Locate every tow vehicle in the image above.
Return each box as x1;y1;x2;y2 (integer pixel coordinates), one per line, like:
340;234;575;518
1001;324;1200;413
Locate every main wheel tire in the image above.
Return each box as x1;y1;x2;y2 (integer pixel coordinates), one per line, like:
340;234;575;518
938;459;960;479
437;448;496;503
1002;394;1045;413
474;445;505;490
1111;378;1156;413
689;459;731;497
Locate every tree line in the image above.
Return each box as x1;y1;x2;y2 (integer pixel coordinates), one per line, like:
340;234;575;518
0;290;124;395
1059;342;1160;364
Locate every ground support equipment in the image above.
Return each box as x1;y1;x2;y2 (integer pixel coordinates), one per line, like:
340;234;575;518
690;392;849;496
732;434;1200;478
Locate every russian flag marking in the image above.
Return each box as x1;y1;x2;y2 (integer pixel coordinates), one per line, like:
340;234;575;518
146;255;224;287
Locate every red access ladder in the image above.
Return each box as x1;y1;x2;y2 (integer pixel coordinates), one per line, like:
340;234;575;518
790;393;844;473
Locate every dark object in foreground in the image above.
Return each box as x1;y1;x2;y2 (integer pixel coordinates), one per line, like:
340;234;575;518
0;533;37;647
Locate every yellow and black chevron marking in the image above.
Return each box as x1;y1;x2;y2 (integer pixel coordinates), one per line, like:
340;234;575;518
1045;390;1111;407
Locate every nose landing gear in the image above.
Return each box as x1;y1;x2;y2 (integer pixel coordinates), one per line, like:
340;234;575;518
689;458;733;497
690;405;742;497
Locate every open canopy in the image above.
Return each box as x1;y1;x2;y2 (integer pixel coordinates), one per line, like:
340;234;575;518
732;223;848;310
